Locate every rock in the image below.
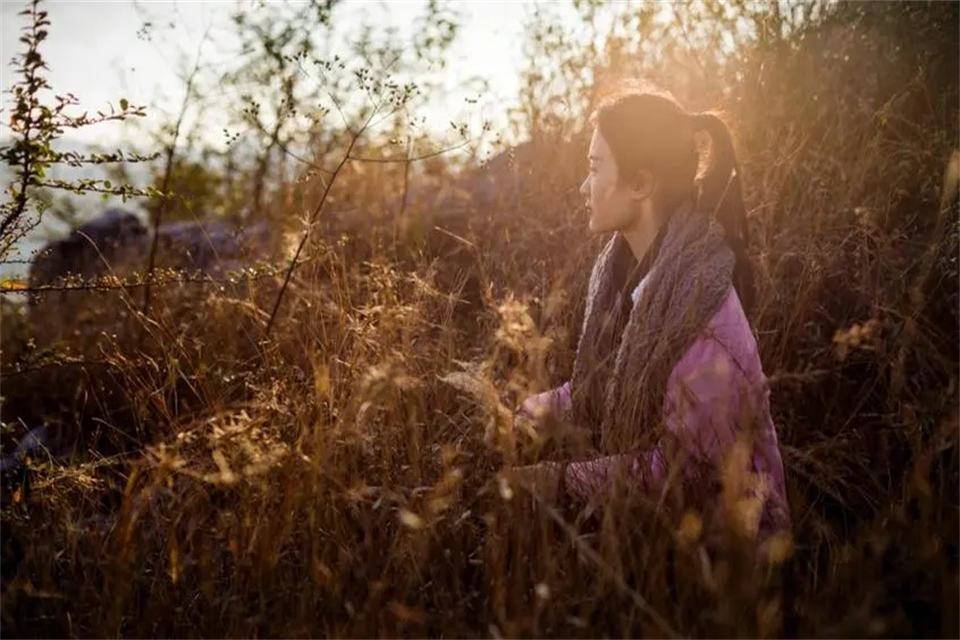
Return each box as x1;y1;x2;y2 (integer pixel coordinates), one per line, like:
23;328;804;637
26;208;274;349
27;208;148;306
0;425;54;507
151;217;272;276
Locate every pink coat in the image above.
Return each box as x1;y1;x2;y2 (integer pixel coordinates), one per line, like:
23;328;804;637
520;286;789;537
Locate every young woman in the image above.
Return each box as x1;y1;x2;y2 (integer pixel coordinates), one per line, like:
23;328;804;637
512;88;789;539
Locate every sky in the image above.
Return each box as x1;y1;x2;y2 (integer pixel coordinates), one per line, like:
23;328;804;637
0;0;607;278
0;0;588;148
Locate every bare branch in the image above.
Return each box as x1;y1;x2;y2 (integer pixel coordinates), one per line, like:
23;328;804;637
348;138;473;164
141;25;212;319
263;104;381;337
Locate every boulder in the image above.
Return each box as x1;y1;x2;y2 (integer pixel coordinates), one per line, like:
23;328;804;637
27;209;274;349
27;208;148;306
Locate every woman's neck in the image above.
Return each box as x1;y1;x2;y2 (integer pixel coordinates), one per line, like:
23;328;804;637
620;210;664;264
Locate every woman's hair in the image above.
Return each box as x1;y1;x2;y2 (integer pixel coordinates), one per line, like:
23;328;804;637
589;86;756;314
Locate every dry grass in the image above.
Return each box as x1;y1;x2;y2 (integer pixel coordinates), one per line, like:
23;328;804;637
1;3;958;638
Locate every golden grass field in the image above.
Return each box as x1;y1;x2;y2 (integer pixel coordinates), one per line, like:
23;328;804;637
1;1;957;637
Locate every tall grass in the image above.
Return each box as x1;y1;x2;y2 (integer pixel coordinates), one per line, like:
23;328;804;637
1;1;957;638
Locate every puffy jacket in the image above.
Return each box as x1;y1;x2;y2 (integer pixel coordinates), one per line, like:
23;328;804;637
520;284;789;539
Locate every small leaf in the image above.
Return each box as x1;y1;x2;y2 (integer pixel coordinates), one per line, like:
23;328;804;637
119;98;129;110
0;279;28;291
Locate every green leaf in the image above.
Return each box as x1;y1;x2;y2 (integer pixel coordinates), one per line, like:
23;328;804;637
119;97;129;111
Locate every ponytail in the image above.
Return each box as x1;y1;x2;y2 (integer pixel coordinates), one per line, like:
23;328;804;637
690;112;756;315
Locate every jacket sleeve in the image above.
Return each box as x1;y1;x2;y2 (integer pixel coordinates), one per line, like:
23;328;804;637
564;336;751;502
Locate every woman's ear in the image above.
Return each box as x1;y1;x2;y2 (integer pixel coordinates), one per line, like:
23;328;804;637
629;169;656;201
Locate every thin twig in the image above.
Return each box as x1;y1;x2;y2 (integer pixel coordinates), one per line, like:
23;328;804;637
348;139;472;164
1;268;286;296
263;114;373;338
399;135;413;218
141;26;211;319
1;359;115;380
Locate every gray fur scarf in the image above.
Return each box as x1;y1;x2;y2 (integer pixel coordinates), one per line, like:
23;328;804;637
569;203;735;454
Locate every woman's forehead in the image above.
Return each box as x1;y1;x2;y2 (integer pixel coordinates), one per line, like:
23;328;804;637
588;129;610;158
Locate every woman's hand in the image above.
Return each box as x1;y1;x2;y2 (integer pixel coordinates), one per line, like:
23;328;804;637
512;409;540;438
513;393;555;435
510;461;564;503
515;383;572;434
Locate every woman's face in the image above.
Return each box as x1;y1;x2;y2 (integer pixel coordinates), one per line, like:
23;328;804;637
579;128;639;234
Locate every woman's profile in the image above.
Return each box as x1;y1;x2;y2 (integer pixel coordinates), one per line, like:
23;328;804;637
512;85;789;540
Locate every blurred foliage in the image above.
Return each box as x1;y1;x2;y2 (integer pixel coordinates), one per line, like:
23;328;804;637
141;155;236;224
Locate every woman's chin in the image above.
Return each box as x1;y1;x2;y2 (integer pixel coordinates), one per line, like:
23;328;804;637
588;216;612;234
